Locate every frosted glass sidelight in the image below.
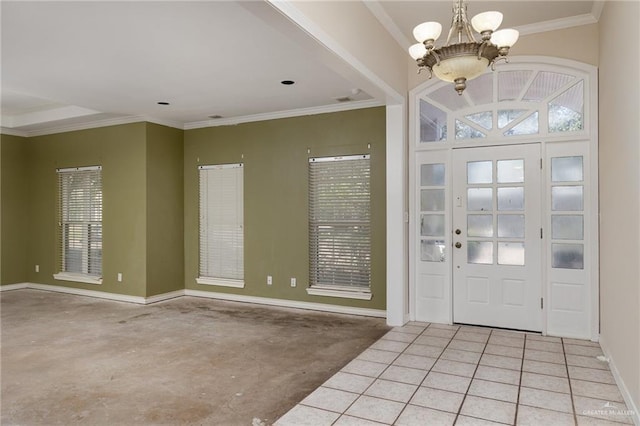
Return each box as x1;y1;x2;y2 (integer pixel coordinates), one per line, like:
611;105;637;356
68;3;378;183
468;215;494;237
498;242;525;266
468;241;494;264
552;215;583;240
421;189;445;211
497;187;524;211
421;163;445;186
497;159;524;183
421;239;446;262
552;156;583;182
552;186;583;211
467;188;493;211
421;214;445;236
552;243;584;269
498;214;525;238
468;161;493;184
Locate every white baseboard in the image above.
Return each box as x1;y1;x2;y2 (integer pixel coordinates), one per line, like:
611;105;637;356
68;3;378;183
184;289;387;318
599;334;640;425
0;283;29;291
1;283;387;319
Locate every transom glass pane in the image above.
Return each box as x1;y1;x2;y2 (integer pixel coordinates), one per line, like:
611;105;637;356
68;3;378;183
552;186;583;211
420;100;448;142
549;81;584;133
524;71;575;102
421;189;445;211
552;243;584;269
552;215;584;240
498;214;525;238
468;241;493;264
498;242;525;266
468;215;493;237
552;156;583;182
468;161;492;184
498;109;527;129
467;188;493;211
499;70;533;101
421;214;445;236
430;84;469;111
421;163;445;186
497;187;524;211
505;112;539;136
421;239;446;262
497;159;524;183
456;120;486;139
465;73;493;105
465;111;493;130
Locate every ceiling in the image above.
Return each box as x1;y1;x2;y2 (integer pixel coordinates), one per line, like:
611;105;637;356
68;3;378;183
1;1;599;136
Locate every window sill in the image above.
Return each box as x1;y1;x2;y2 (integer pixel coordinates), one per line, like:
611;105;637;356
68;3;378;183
306;286;372;300
196;277;245;289
53;273;102;285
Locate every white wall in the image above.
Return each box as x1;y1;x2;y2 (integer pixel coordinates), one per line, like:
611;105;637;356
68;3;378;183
598;0;640;413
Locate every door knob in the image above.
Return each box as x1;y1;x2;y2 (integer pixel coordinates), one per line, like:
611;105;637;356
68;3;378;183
455;242;462;248
455;229;461;235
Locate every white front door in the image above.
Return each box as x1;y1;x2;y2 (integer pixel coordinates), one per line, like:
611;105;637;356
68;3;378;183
452;144;542;331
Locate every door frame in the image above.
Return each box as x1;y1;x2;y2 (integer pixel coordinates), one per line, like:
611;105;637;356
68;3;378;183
408;56;599;340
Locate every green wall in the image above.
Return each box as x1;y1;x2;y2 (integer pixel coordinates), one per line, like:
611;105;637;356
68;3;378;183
146;123;184;296
0;134;29;285
26;123;148;297
184;107;387;310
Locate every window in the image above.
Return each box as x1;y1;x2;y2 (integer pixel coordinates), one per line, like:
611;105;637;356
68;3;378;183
54;166;103;284
308;155;371;299
197;163;244;287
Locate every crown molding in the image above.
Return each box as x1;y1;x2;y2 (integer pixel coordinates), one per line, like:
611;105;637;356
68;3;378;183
516;13;598;37
0;127;29;137
591;0;605;21
364;1;411;51
184;99;384;130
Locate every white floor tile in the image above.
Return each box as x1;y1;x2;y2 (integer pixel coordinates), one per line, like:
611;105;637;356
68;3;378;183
393;325;426;335
379;365;428;385
345;395;405;424
571;379;625;402
370;339;410;353
568;365;616;384
392;354;436;370
474;365;521;386
524;348;566;364
566;354;610;370
455;415;507;425
382;331;419;343
395;404;456;426
526;334;562;344
484;344;523;359
323;372;376;394
479;353;523;371
275;405;340;426
564;344;604;357
460;395;516;424
488;335;524;348
422;327;457;339
333;415;388;425
522;359;568;377
364;379;418;403
404;343;444;358
422;371;472;394
516;405;575;425
341;359;388;378
301;386;359;413
573;395;634;424
525;340;564;353
432;359;477;377
521;372;571;393
410;387;464;413
441;348;482;364
468;379;518;403
357;348;400;364
414;335;451;348
518;387;574;413
562;338;600;347
447;339;486;353
453;331;490;344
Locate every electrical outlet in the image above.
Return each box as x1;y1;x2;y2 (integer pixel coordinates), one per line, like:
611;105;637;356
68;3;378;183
290;277;296;287
35;265;39;273
267;275;272;285
117;273;123;282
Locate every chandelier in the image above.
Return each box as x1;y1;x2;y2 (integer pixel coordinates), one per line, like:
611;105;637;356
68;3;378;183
409;0;519;95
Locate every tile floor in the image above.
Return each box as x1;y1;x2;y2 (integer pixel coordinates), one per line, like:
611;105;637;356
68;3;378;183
275;322;636;426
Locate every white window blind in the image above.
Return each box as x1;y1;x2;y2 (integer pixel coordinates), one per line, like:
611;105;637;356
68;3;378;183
57;166;103;277
309;155;371;290
199;163;244;282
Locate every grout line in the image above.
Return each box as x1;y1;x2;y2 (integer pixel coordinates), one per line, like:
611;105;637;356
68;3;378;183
452;326;490;425
561;337;579;426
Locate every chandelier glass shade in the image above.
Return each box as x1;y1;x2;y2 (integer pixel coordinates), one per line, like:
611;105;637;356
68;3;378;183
409;0;519;95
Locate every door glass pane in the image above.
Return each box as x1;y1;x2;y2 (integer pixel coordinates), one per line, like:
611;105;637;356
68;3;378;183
421;239;446;262
467;188;493;211
552;243;584;269
497;159;524;183
498;242;525;266
421;164;445;186
468;241;493;264
421;214;445;236
421;189;445;211
468;215;493;237
552;186;583;211
551;156;583;182
497;187;524;211
552;215;584;240
505;111;539;136
498;214;525;238
468;161;492;184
